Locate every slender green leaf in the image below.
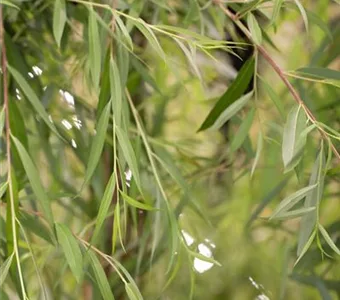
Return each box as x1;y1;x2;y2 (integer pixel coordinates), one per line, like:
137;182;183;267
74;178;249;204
88;6;101;88
125;283;142;300
0;107;5;137
120;191;155;211
53;0;67;47
0;182;8;199
294;229;316;267
270;184;317;219
110;57;122;126
318;224;340;256
210;91;253;131
88;251;115;300
97;50;111;119
199;57;255;131
298;146;325;255
133;19;165;60
82;101;111;190
115;126;142;194
282;105;307;172
251;131;263;177
271;0;284;25
0;0;19;9
11;135;55;229
7;65;61;139
230;108;255;152
294;0;308;32
56;223;83;282
271;207;316;221
0;253;14;286
295;67;340;81
189;250;221;267
247;13;262;45
91;172;116;244
114;14;133;50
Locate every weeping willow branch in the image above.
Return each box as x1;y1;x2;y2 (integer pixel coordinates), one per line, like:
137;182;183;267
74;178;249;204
0;6;27;298
214;1;340;162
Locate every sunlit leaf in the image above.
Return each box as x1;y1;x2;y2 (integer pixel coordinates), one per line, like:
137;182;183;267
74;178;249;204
251;131;263;177
270;184;317;219
0;181;8;199
318;224;340;256
56;223;83;282
230;108;255;152
88;251;115;300
282;105;307;172
199;57;255;131
82;101;111;190
7;65;61;139
210;91;253;131
11;135;55;230
298;146;325;256
91;172;116;244
0;253;14;286
247;13;262;45
120;191;155;211
88;5;101;88
294;0;308;32
53;0;67;48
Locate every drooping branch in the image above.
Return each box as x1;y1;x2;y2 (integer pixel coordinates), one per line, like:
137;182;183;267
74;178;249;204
214;1;340;162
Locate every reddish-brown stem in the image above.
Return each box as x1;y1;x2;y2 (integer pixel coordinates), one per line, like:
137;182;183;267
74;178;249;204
216;2;340;162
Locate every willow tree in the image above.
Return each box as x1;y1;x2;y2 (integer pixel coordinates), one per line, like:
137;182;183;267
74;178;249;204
1;0;340;299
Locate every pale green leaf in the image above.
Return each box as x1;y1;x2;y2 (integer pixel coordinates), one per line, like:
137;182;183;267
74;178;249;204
270;184;317;219
0;107;5;137
210;91;253;131
114;14;133;50
125;283;142;300
7;65;61;139
271;0;284;25
0;181;8;199
53;0;67;48
189;250;221;267
318;224;340;256
82;101;111;190
120;191;155;211
230;108;255;152
110;57;122;126
56;223;83;282
11;135;55;229
260;78;285;118
89;6;101;88
294;229;316;267
115;126;142;194
133;19;165;60
91;172;116;244
251;131;263;177
270;207;316;221
88;251;115;300
247;13;262;45
282;105;307;172
298;146;325;255
0;253;14;286
294;0;308;32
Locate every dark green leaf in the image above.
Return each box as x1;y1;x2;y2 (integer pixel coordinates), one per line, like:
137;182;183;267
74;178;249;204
295;67;340;81
199;57;255;131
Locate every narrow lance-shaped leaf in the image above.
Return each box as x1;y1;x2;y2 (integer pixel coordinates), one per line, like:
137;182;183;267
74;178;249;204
298;145;325;256
88;251;115;300
269;184;317;219
270;207;316;221
125;283;142;300
7;65;61;139
230;108;255;152
115;126;142;194
53;0;67;47
247;13;262;45
0;253;14;286
295;67;340;81
88;6;101;88
210;91;253;131
82;101;111;190
11;135;55;230
0;0;19;9
318;224;340;256
271;0;284;26
120;191;155;211
91;172;116;244
294;0;308;32
110;57;122;126
199;57;255;131
295;229;316;267
56;223;83;283
282;105;307;172
0;182;8;199
251;131;263;177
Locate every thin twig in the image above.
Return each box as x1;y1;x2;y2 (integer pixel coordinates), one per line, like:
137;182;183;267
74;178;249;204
215;1;340;162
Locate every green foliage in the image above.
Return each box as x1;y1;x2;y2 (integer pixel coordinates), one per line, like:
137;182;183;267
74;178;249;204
0;0;339;299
